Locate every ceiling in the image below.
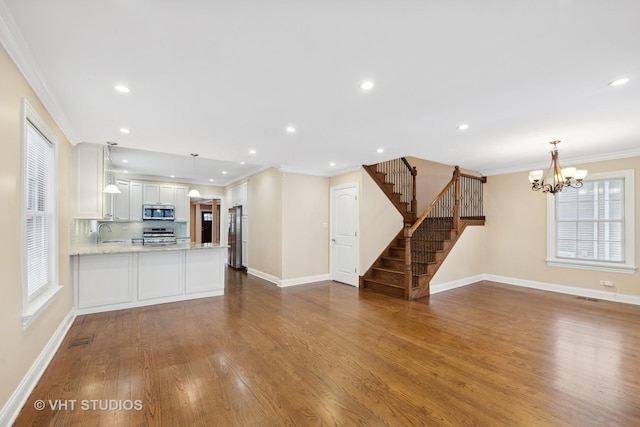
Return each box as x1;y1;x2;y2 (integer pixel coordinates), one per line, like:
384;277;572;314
1;0;639;185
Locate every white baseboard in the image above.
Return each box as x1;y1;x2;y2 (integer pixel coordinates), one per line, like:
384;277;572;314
0;308;76;427
279;274;331;287
430;274;484;294
483;274;640;306
75;290;225;315
247;269;331;288
247;268;281;286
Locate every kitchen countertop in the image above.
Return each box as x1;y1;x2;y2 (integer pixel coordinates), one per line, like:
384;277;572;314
70;242;228;256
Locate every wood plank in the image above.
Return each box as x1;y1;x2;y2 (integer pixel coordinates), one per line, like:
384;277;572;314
14;274;640;426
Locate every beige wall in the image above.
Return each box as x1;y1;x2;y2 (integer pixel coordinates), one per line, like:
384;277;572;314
330;169;404;274
431;225;485;285
248;168;282;278
484;156;640;296
406;156;456;213
281;173;330;280
0;46;73;410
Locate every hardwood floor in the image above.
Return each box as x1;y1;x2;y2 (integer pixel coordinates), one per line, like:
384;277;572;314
15;270;640;426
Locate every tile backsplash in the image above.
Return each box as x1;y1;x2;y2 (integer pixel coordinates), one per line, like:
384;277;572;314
72;219;190;246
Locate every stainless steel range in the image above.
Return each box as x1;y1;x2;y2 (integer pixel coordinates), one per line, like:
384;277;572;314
143;228;176;246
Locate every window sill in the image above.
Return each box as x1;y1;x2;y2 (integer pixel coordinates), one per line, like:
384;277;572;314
546;259;637;275
22;285;63;330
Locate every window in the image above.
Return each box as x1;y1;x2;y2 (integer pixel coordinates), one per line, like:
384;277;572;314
22;99;61;329
547;170;636;274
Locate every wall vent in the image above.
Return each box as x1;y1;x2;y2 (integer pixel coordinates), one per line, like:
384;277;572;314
68;334;95;347
576;296;599;302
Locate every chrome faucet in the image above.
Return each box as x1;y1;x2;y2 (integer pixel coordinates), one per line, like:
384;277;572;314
97;223;112;245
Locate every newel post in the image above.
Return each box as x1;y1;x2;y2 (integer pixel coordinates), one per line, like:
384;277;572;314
404;225;413;298
453;166;461;234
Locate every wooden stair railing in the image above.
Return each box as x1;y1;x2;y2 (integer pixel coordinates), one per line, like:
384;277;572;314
361;163;485;300
363;158;417;225
404;166;486;299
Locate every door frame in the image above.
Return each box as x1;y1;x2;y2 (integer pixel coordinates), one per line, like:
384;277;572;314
329;182;360;286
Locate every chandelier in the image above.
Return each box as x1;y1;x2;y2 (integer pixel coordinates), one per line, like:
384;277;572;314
528;141;587;194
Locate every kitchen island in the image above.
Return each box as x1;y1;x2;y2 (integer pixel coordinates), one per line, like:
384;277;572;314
71;243;227;314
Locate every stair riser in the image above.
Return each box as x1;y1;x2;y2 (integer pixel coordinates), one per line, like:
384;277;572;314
381;258;404;270
372;269;404;285
389;247;405;258
363;280;405;298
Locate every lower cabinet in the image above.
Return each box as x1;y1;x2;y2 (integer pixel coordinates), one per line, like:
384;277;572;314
73;247;225;313
138;251;184;300
185;249;222;294
76;253;133;309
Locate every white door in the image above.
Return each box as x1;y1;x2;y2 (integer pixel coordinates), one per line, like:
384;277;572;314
330;183;359;286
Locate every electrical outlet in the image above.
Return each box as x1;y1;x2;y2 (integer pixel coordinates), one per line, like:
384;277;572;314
600;280;615;288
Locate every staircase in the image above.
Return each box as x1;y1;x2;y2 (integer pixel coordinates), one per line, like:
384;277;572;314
363;158;417;225
361;163;486;300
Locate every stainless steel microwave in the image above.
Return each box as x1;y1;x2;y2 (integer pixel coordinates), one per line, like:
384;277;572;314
142;204;175;221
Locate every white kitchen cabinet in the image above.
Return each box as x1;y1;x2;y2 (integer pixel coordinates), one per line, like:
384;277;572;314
241;215;248;267
129;182;143;221
72;246;226;314
137;251;184;300
185;249;223;294
239;182;248;214
160;185;175;204
228;182;248;213
113;180;130;221
76;253;133;308
143;183;160;204
174;185;189;222
73;143;105;219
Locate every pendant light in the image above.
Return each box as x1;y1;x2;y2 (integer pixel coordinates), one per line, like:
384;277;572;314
528;140;587;195
187;153;202;198
103;142;121;194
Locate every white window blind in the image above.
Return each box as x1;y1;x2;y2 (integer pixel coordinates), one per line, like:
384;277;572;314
555;179;624;263
25;120;54;299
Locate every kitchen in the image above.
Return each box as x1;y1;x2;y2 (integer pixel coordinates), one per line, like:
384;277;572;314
69;142;252;314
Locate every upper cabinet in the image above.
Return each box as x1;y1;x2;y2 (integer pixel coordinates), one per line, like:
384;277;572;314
174;186;189;222
72;144;190;223
228;182;248;215
73;143;106;219
113;180;130;221
143;183;160;205
130;182;143;221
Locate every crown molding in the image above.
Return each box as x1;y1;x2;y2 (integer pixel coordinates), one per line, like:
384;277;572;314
0;1;78;144
278;164;361;178
481;147;640;177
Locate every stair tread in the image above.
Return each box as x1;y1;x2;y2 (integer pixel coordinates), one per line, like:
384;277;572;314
363;278;404;289
372;267;403;274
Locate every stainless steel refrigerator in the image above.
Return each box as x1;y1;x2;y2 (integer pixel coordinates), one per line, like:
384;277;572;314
228;206;243;269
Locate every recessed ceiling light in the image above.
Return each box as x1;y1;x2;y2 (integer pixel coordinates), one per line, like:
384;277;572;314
249;149;256;155
170;175;175;178
122;159;128;163
240;161;246;165
608;77;630;86
376;148;384;153
119;128;130;134
286;126;296;133
457;123;469;131
115;85;130;93
329;162;336;167
209;179;214;182
360;80;374;91
222;171;228;175
123;170;128;174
